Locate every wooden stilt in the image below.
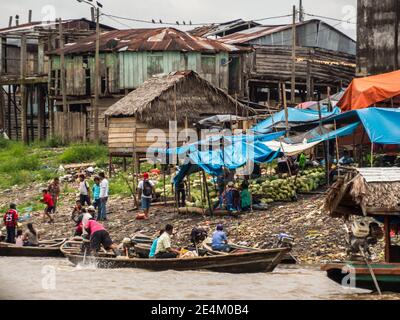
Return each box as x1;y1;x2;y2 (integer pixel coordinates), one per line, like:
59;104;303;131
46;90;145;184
384;216;391;263
203;170;213;216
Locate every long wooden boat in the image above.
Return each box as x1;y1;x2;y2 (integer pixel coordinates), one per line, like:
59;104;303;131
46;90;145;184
201;242;297;264
66;247;290;273
321;262;400;293
0;238;67;257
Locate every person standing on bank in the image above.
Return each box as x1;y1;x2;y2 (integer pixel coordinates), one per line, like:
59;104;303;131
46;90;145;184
48;177;60;213
92;176;101;219
78;174;91;206
98;172;109;221
138;172;154;219
3;203;19;243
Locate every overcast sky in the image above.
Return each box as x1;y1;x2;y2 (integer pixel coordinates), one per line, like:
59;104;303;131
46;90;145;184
1;0;357;38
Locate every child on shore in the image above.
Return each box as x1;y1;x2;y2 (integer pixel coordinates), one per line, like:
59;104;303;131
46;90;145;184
41;189;54;223
3;203;19;243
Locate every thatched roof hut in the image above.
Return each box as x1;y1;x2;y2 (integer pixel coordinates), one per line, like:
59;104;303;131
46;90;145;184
105;70;255;157
324;167;400;219
105;70;253;127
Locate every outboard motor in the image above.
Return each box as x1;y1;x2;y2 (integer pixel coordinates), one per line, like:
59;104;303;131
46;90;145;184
346;220;383;259
190;227;208;246
276;233;295;249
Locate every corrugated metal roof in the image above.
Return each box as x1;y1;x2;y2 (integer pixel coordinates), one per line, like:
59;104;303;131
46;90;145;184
0;18;114;34
52;28;249;55
188;19;260;38
219;19;355;44
357;168;400;183
218;23;302;44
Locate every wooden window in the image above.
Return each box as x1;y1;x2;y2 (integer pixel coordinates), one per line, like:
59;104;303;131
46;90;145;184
201;55;216;74
147;55;164;76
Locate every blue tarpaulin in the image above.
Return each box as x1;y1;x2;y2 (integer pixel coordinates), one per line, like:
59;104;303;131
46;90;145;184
251;107;341;134
324;108;400;145
307;122;361;143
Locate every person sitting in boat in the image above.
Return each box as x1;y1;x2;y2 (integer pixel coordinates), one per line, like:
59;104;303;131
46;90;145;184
3;203;19;243
118;238;134;257
84;219;120;256
154;224;180;259
23;223;39;247
211;224;230;252
149;229;164;258
15;229;24;247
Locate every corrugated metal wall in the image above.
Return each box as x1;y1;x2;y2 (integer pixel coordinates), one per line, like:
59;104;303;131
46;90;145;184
247;21;356;55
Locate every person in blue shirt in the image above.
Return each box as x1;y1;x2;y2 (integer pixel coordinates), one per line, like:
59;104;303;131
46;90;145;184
92;176;101;219
149;229;164;258
211;224;230;252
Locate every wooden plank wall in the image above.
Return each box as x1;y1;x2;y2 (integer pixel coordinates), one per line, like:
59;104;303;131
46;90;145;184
54;112;87;142
108;117;180;155
253;46;355;85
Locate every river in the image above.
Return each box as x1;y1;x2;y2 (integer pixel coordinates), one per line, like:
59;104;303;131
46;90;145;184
0;257;398;300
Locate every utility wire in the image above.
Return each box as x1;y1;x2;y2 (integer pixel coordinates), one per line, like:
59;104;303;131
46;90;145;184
102;13;293;27
305;12;356;25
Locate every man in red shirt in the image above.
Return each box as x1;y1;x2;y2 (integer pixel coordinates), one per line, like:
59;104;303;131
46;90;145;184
3;203;19;243
41;189;55;223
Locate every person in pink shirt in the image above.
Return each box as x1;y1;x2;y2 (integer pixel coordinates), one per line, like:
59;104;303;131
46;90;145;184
84;220;120;255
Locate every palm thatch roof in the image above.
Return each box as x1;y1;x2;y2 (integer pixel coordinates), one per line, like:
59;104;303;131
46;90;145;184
324;167;400;219
104;71;254;127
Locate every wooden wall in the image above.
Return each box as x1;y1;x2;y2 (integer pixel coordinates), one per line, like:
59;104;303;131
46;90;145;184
54;112;87;142
252;46;355;86
357;0;400;76
108;117;181;156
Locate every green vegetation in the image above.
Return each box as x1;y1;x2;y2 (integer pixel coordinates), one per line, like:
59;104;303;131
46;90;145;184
0;137;108;190
59;143;108;166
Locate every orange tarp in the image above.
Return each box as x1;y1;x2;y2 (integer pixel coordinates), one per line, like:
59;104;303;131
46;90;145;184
338;70;400;111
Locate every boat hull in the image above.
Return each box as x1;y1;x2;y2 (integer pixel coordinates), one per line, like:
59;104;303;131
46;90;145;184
321;262;400;293
66;247;290;273
202;242;297;265
0;239;66;257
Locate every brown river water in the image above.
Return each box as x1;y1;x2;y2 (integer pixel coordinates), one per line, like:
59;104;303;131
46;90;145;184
0;257;399;300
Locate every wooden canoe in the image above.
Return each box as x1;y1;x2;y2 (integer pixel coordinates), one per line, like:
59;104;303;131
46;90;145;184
201;242;297;264
66;247;290;273
0;238;67;257
321;262;400;293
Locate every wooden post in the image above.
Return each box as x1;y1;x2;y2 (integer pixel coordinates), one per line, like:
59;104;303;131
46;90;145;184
0;36;4;76
38;37;45;75
318;101;329;186
384;216;391;263
13;86;19;140
20;34;28;143
29;87;34;141
203;170;213;216
282;82;289;137
93;7;100;142
370;142;374;167
28;10;32;23
7;85;11;137
306;60;312;101
59;19;68;143
0;87;4;131
291;5;297;104
47;35;54;137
